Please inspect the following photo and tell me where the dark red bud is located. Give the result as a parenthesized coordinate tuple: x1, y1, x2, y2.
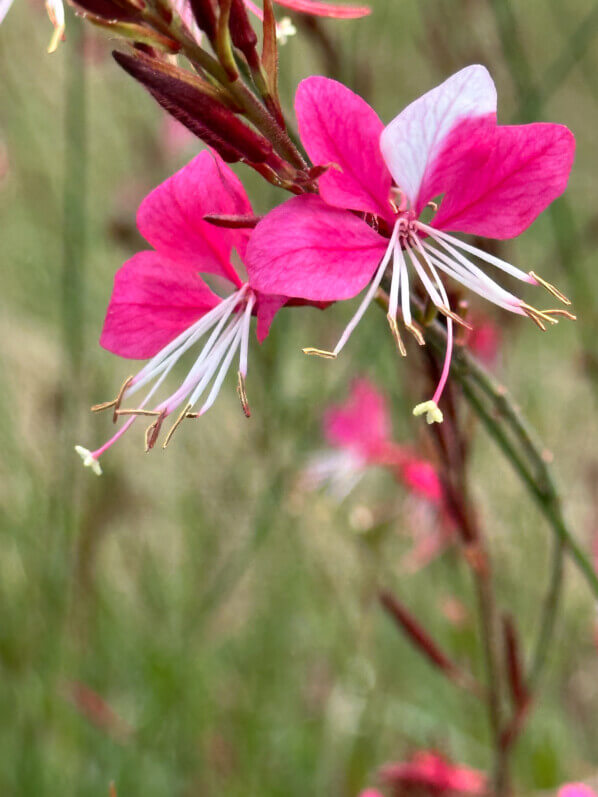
(188, 0, 217, 39)
(71, 0, 141, 21)
(113, 50, 275, 165)
(228, 0, 259, 65)
(203, 213, 262, 228)
(379, 589, 456, 675)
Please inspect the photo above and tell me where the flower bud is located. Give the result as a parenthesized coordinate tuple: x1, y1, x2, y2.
(113, 50, 276, 165)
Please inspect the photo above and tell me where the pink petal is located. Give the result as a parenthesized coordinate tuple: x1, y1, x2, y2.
(357, 792, 384, 797)
(559, 786, 598, 797)
(381, 752, 486, 795)
(137, 150, 252, 285)
(274, 0, 370, 18)
(324, 378, 392, 458)
(255, 293, 287, 342)
(380, 65, 497, 213)
(401, 460, 443, 503)
(296, 77, 392, 219)
(246, 194, 387, 301)
(100, 251, 221, 359)
(427, 117, 575, 238)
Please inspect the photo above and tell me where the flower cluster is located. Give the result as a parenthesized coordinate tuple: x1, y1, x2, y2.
(78, 57, 575, 473)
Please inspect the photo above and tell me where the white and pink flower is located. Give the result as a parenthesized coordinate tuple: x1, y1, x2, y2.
(76, 150, 286, 474)
(246, 66, 576, 422)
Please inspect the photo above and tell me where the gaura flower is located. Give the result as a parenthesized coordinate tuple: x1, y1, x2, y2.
(0, 0, 65, 52)
(246, 65, 576, 423)
(305, 378, 444, 504)
(76, 150, 286, 475)
(379, 751, 486, 796)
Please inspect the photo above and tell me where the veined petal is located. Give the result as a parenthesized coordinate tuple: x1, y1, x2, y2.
(273, 0, 370, 18)
(427, 118, 575, 238)
(380, 65, 497, 213)
(100, 251, 221, 359)
(296, 77, 392, 219)
(246, 195, 387, 301)
(137, 150, 252, 285)
(255, 293, 287, 342)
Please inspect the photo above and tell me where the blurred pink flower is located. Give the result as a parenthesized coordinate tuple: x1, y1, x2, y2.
(380, 751, 486, 795)
(305, 378, 446, 517)
(465, 316, 501, 367)
(559, 785, 597, 797)
(76, 150, 286, 473)
(246, 66, 575, 423)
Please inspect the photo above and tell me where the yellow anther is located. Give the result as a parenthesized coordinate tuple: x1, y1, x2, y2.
(162, 403, 193, 449)
(237, 372, 251, 418)
(405, 323, 426, 346)
(91, 375, 133, 423)
(115, 409, 162, 417)
(387, 315, 407, 357)
(145, 410, 167, 452)
(413, 400, 444, 425)
(529, 271, 572, 306)
(439, 305, 474, 331)
(302, 347, 337, 359)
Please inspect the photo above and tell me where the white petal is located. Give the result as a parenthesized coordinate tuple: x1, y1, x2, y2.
(380, 65, 497, 209)
(0, 0, 15, 25)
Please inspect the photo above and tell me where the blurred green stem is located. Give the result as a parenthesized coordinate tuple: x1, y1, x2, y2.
(60, 17, 87, 497)
(528, 536, 565, 687)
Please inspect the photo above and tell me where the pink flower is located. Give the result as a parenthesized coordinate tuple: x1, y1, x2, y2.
(76, 150, 285, 474)
(380, 751, 486, 795)
(246, 66, 575, 423)
(559, 786, 598, 797)
(305, 378, 445, 504)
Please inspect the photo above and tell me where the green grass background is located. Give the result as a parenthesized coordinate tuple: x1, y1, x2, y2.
(1, 0, 598, 794)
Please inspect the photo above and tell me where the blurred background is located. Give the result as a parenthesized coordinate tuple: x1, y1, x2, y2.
(1, 0, 598, 794)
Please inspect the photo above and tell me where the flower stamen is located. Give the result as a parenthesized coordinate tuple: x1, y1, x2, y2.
(387, 314, 407, 357)
(237, 371, 251, 417)
(145, 409, 167, 452)
(91, 375, 134, 422)
(162, 403, 194, 449)
(529, 271, 572, 305)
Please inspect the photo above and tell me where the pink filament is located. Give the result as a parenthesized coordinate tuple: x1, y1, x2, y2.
(432, 317, 453, 406)
(91, 416, 137, 461)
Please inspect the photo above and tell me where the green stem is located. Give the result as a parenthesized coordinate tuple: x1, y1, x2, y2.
(529, 536, 565, 688)
(422, 318, 598, 598)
